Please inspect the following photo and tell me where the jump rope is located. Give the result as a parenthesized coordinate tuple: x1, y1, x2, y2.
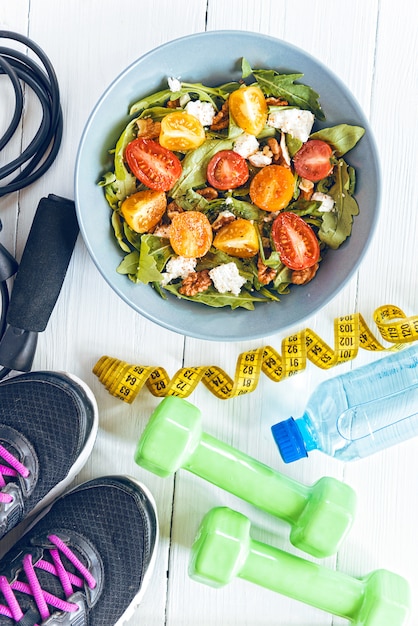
(0, 31, 78, 381)
(1, 31, 417, 395)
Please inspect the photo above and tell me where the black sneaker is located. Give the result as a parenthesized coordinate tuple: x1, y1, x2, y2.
(0, 372, 98, 540)
(0, 476, 159, 625)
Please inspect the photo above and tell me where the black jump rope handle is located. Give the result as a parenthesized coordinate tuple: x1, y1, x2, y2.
(0, 194, 79, 372)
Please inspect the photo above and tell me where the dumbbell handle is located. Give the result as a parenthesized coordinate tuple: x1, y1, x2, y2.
(186, 431, 309, 524)
(241, 537, 362, 617)
(190, 507, 410, 626)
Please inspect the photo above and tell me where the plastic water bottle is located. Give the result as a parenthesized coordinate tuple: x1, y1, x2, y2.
(271, 344, 418, 462)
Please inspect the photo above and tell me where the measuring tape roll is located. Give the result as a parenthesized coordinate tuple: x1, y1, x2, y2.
(93, 305, 418, 403)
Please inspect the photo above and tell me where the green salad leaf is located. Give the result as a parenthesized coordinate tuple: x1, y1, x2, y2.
(111, 211, 131, 252)
(171, 138, 234, 198)
(162, 282, 268, 310)
(310, 124, 365, 156)
(242, 59, 325, 120)
(116, 250, 139, 276)
(318, 159, 359, 249)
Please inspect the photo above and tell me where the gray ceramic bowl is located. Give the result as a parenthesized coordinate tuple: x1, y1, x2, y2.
(74, 30, 380, 341)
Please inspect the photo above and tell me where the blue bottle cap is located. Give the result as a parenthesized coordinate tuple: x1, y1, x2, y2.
(271, 417, 308, 463)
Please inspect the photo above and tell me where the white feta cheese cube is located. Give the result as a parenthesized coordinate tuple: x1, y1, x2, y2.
(185, 100, 216, 127)
(209, 262, 246, 297)
(167, 76, 182, 92)
(267, 108, 315, 143)
(161, 256, 197, 285)
(248, 151, 272, 167)
(312, 192, 335, 212)
(233, 133, 259, 158)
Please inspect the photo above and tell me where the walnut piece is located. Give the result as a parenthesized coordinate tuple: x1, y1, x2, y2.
(196, 187, 219, 200)
(167, 201, 183, 220)
(179, 270, 212, 296)
(167, 98, 180, 108)
(257, 257, 277, 285)
(265, 96, 289, 106)
(136, 118, 161, 139)
(211, 211, 236, 231)
(300, 188, 314, 201)
(210, 101, 229, 131)
(291, 263, 319, 285)
(266, 137, 283, 163)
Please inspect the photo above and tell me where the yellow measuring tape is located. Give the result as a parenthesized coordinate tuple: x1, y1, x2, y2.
(93, 304, 418, 403)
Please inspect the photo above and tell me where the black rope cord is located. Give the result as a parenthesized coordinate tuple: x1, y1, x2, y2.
(0, 30, 63, 195)
(0, 31, 63, 378)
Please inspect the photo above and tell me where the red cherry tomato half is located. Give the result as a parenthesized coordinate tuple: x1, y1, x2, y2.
(293, 139, 333, 182)
(125, 138, 182, 191)
(206, 150, 249, 190)
(272, 212, 320, 270)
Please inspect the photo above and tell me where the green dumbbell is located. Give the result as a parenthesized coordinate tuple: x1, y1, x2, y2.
(190, 507, 410, 626)
(135, 396, 356, 558)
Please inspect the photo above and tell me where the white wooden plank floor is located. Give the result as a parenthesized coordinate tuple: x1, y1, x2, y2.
(0, 1, 417, 624)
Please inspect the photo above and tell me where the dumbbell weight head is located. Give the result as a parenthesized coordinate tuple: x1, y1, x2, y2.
(189, 507, 250, 587)
(290, 474, 356, 558)
(355, 570, 410, 626)
(135, 396, 201, 477)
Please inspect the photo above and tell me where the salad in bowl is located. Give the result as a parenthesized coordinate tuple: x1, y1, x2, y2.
(100, 58, 365, 311)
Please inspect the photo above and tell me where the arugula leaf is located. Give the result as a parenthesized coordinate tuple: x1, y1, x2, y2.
(171, 138, 234, 198)
(113, 118, 138, 182)
(136, 106, 175, 121)
(122, 222, 141, 251)
(116, 235, 171, 284)
(179, 81, 237, 107)
(162, 283, 268, 310)
(241, 58, 253, 79)
(247, 63, 324, 120)
(130, 82, 235, 116)
(285, 133, 303, 157)
(116, 250, 139, 276)
(286, 197, 323, 217)
(111, 211, 131, 252)
(99, 172, 124, 211)
(100, 118, 138, 209)
(174, 188, 209, 212)
(224, 197, 260, 220)
(272, 266, 292, 293)
(310, 124, 365, 156)
(129, 88, 174, 115)
(135, 236, 167, 283)
(318, 159, 359, 249)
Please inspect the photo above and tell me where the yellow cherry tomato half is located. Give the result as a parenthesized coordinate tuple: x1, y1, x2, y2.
(228, 85, 268, 136)
(249, 165, 295, 212)
(120, 190, 167, 233)
(170, 211, 213, 258)
(213, 218, 259, 258)
(160, 111, 206, 151)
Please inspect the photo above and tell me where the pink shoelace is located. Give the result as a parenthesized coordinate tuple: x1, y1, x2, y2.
(0, 444, 30, 503)
(0, 534, 96, 623)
